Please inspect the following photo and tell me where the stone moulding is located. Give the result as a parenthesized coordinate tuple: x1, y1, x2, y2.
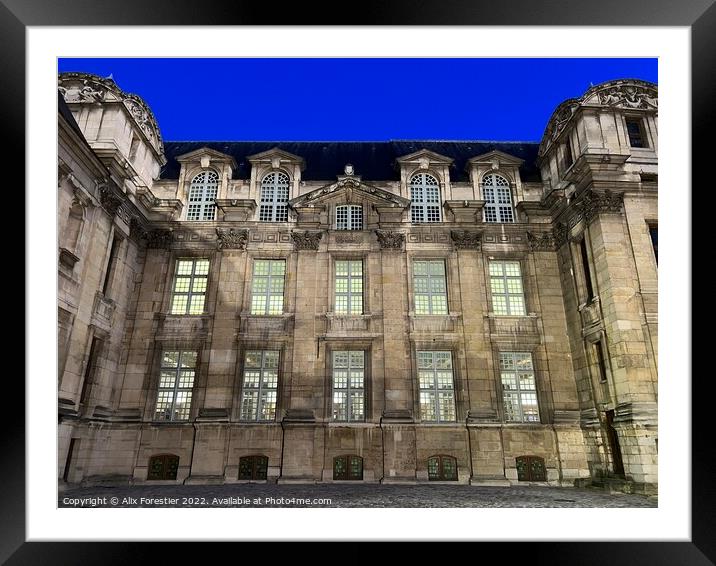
(450, 230, 482, 250)
(216, 227, 248, 250)
(375, 230, 405, 250)
(291, 230, 323, 251)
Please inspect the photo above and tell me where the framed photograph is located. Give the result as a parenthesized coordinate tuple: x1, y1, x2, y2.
(10, 0, 706, 562)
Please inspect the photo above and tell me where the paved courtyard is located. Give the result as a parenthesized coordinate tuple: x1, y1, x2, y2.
(59, 483, 657, 508)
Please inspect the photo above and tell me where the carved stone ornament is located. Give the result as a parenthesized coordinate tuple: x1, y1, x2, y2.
(552, 222, 569, 247)
(129, 217, 147, 241)
(527, 231, 557, 251)
(597, 85, 658, 110)
(99, 185, 125, 217)
(576, 189, 624, 222)
(216, 227, 248, 250)
(450, 230, 482, 250)
(375, 230, 405, 250)
(291, 230, 323, 251)
(142, 229, 173, 250)
(335, 232, 364, 244)
(59, 72, 164, 154)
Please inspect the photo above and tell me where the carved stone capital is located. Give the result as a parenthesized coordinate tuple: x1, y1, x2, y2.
(216, 228, 248, 250)
(291, 230, 323, 251)
(142, 229, 173, 250)
(552, 222, 569, 247)
(99, 184, 125, 217)
(450, 230, 482, 250)
(375, 230, 405, 250)
(527, 230, 557, 251)
(576, 189, 624, 222)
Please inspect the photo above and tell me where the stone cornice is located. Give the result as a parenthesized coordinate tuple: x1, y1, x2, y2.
(290, 177, 410, 208)
(142, 229, 174, 250)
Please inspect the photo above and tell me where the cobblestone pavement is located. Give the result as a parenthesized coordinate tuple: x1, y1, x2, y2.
(59, 483, 657, 508)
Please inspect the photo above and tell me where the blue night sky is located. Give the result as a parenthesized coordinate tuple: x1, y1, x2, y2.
(58, 58, 657, 142)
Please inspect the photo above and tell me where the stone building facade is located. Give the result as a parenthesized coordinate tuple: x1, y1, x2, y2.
(57, 73, 658, 493)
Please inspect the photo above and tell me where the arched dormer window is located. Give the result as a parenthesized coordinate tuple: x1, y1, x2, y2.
(481, 173, 515, 223)
(259, 171, 290, 222)
(187, 170, 219, 221)
(410, 173, 441, 223)
(336, 204, 363, 230)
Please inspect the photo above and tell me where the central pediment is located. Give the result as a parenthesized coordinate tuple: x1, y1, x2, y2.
(289, 177, 411, 208)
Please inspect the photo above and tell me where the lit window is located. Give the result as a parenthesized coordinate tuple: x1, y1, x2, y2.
(250, 259, 285, 315)
(333, 455, 363, 480)
(410, 173, 441, 223)
(239, 455, 268, 480)
(336, 204, 363, 230)
(186, 171, 218, 221)
(240, 350, 279, 421)
(170, 258, 209, 315)
(413, 260, 448, 315)
(417, 351, 456, 423)
(482, 174, 515, 223)
(489, 261, 526, 316)
(154, 351, 197, 421)
(332, 351, 365, 422)
(335, 260, 363, 315)
(625, 118, 646, 148)
(428, 455, 458, 481)
(147, 454, 179, 480)
(259, 171, 290, 222)
(500, 352, 540, 423)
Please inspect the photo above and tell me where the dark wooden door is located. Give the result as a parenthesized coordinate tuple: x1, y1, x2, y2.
(604, 410, 625, 476)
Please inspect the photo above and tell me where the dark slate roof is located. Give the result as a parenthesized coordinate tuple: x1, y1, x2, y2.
(160, 141, 542, 183)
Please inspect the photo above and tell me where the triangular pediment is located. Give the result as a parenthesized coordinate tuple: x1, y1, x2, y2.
(395, 148, 454, 165)
(289, 178, 410, 208)
(175, 147, 236, 167)
(247, 147, 305, 170)
(466, 150, 525, 168)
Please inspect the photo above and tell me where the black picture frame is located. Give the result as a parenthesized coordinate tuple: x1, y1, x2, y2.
(8, 0, 705, 562)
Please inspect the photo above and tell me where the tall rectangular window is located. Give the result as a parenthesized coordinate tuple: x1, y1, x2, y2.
(102, 235, 121, 295)
(240, 350, 279, 421)
(648, 223, 658, 264)
(250, 259, 285, 315)
(563, 139, 574, 170)
(79, 337, 102, 405)
(489, 261, 526, 316)
(336, 205, 363, 230)
(594, 341, 609, 383)
(500, 352, 539, 423)
(417, 351, 456, 423)
(335, 260, 363, 315)
(170, 258, 209, 315)
(625, 117, 646, 148)
(332, 351, 365, 422)
(579, 238, 595, 301)
(155, 350, 197, 421)
(413, 260, 448, 315)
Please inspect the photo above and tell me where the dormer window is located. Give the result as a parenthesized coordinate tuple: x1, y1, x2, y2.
(187, 170, 218, 221)
(481, 173, 515, 223)
(259, 171, 290, 222)
(336, 205, 363, 230)
(410, 173, 441, 223)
